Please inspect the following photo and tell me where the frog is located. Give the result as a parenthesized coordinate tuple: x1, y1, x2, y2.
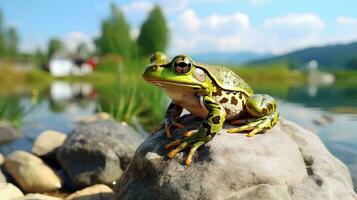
(142, 52, 279, 165)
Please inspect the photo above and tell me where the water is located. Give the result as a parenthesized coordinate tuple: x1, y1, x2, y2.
(0, 79, 356, 188)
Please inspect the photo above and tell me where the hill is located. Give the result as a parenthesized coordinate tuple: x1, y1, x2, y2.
(248, 41, 357, 70)
(190, 52, 272, 65)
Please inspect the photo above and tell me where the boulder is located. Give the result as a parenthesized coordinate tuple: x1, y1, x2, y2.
(18, 193, 62, 200)
(32, 130, 67, 158)
(0, 120, 21, 144)
(0, 182, 24, 199)
(115, 116, 357, 200)
(65, 184, 114, 200)
(57, 120, 145, 188)
(4, 151, 62, 193)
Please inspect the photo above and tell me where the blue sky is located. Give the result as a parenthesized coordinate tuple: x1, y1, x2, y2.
(1, 0, 357, 55)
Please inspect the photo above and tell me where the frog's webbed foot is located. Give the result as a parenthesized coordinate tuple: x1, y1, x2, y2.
(228, 94, 279, 137)
(164, 118, 185, 138)
(164, 131, 206, 165)
(228, 111, 278, 137)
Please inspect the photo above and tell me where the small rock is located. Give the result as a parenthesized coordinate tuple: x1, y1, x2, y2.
(76, 112, 112, 124)
(32, 130, 67, 157)
(4, 151, 62, 193)
(0, 120, 21, 144)
(65, 184, 114, 200)
(19, 193, 62, 200)
(0, 182, 24, 199)
(313, 114, 334, 126)
(57, 120, 144, 188)
(115, 116, 357, 200)
(0, 153, 4, 165)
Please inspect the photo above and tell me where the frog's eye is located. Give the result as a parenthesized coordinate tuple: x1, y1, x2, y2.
(173, 57, 192, 74)
(150, 52, 169, 64)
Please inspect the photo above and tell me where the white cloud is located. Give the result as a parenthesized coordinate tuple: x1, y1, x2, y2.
(179, 9, 201, 31)
(172, 10, 252, 53)
(263, 13, 325, 30)
(336, 16, 357, 26)
(206, 13, 250, 30)
(169, 11, 332, 54)
(122, 1, 154, 14)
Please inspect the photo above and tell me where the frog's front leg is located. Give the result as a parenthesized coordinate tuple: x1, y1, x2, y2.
(164, 102, 185, 138)
(228, 94, 279, 137)
(164, 96, 225, 165)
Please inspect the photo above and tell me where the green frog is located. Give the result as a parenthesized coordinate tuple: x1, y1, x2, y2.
(143, 52, 279, 165)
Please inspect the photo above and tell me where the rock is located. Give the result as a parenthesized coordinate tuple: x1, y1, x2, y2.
(19, 193, 62, 200)
(57, 120, 144, 188)
(115, 116, 357, 200)
(0, 182, 24, 199)
(4, 151, 62, 193)
(0, 152, 4, 165)
(32, 130, 67, 157)
(313, 114, 334, 126)
(0, 120, 21, 144)
(76, 112, 112, 124)
(65, 184, 114, 200)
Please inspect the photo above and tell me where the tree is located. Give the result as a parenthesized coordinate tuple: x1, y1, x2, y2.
(96, 4, 132, 58)
(47, 38, 64, 58)
(137, 6, 169, 57)
(5, 26, 19, 57)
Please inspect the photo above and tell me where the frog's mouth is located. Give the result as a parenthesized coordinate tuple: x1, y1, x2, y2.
(144, 79, 202, 90)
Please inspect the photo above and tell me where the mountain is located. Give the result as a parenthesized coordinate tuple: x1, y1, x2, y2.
(190, 52, 272, 65)
(248, 41, 357, 69)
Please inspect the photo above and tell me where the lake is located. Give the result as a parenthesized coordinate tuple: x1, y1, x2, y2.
(0, 77, 356, 189)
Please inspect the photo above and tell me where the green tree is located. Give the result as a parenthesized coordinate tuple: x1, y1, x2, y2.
(96, 4, 132, 58)
(137, 6, 169, 57)
(5, 26, 19, 57)
(47, 38, 64, 58)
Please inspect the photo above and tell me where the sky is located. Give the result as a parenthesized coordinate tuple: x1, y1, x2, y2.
(1, 0, 357, 55)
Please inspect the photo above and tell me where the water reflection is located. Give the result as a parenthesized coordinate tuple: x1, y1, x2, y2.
(49, 81, 97, 112)
(0, 81, 97, 154)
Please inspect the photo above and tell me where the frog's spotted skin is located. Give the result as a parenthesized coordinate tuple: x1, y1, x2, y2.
(212, 86, 247, 120)
(142, 52, 279, 165)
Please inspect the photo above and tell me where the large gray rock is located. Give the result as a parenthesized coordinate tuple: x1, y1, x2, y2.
(0, 120, 21, 144)
(57, 120, 145, 189)
(116, 116, 357, 200)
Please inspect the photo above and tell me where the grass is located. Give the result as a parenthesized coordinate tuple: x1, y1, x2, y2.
(94, 56, 167, 130)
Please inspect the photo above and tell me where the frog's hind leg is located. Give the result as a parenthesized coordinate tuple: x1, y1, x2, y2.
(227, 94, 279, 137)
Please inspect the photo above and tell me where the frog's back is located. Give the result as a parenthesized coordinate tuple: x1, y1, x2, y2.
(194, 62, 253, 96)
